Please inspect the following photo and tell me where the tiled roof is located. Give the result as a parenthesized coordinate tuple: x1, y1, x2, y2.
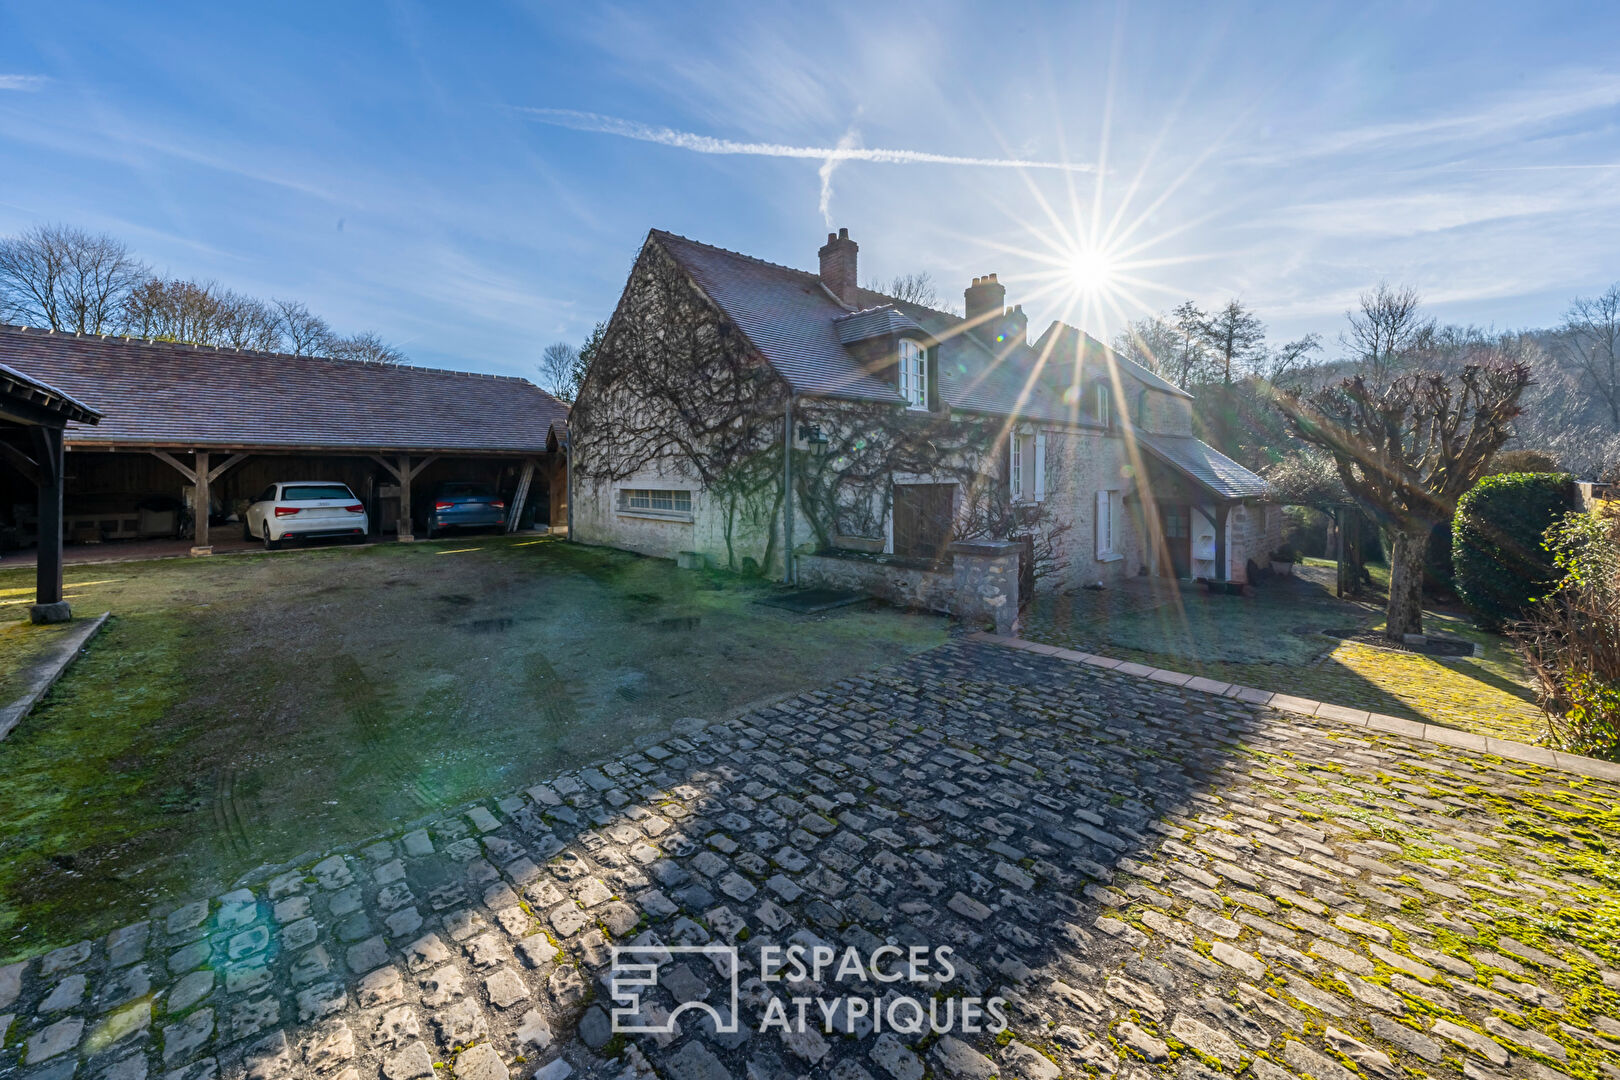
(653, 231, 905, 403)
(0, 361, 101, 425)
(1136, 432, 1269, 500)
(0, 325, 568, 454)
(1034, 322, 1195, 400)
(650, 230, 1181, 426)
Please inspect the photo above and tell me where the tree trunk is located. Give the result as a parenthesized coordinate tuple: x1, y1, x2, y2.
(1385, 520, 1428, 641)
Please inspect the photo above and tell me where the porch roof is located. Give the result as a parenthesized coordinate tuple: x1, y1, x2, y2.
(1136, 432, 1268, 501)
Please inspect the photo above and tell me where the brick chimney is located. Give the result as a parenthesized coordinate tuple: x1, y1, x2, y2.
(999, 303, 1028, 347)
(818, 228, 859, 307)
(964, 274, 1006, 328)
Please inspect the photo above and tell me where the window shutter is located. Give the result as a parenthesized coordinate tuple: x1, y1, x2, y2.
(1033, 431, 1046, 502)
(1010, 437, 1022, 499)
(1096, 490, 1108, 558)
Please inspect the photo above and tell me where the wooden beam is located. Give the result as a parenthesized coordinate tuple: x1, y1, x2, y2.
(396, 454, 414, 540)
(206, 452, 249, 484)
(151, 449, 197, 484)
(407, 455, 438, 481)
(369, 454, 404, 482)
(32, 427, 65, 612)
(192, 450, 212, 554)
(0, 440, 41, 486)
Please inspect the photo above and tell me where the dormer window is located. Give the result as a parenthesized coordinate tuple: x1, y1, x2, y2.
(899, 338, 929, 410)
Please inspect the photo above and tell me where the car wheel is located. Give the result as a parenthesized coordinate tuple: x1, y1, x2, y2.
(262, 522, 280, 551)
(424, 524, 435, 540)
(242, 518, 252, 541)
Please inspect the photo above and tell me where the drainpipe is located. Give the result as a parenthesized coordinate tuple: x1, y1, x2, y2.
(783, 395, 795, 584)
(566, 440, 575, 542)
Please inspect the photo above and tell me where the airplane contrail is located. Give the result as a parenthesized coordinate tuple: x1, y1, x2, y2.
(518, 108, 1095, 173)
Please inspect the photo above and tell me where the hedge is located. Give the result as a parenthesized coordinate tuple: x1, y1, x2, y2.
(1453, 472, 1574, 630)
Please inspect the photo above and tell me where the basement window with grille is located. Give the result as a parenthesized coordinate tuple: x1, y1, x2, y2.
(617, 487, 693, 521)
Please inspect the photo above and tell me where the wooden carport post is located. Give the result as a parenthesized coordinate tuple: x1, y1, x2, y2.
(32, 427, 66, 618)
(192, 450, 211, 555)
(369, 454, 438, 541)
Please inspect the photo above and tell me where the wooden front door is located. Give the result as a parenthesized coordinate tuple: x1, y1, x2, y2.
(893, 483, 955, 564)
(1162, 503, 1192, 578)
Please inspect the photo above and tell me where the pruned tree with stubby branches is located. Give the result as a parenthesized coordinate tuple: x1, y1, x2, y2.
(1274, 356, 1532, 639)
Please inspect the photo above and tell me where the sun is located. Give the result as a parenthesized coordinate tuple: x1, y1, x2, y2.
(1066, 248, 1116, 295)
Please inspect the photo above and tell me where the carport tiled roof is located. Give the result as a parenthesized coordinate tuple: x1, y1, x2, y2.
(1136, 432, 1270, 500)
(0, 325, 568, 454)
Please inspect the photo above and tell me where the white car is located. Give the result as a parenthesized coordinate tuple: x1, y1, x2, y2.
(244, 482, 369, 549)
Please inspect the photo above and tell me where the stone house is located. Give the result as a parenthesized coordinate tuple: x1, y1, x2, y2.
(570, 228, 1278, 617)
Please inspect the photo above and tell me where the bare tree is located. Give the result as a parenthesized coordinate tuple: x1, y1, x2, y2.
(1258, 333, 1323, 390)
(1198, 299, 1266, 385)
(1342, 282, 1435, 388)
(121, 279, 279, 350)
(274, 298, 333, 356)
(1557, 284, 1620, 427)
(328, 331, 407, 365)
(868, 271, 944, 310)
(1169, 300, 1213, 388)
(123, 279, 222, 343)
(1112, 314, 1181, 377)
(1274, 350, 1532, 640)
(0, 223, 147, 333)
(538, 342, 579, 401)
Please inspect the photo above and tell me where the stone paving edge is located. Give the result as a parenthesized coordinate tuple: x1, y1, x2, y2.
(0, 611, 108, 743)
(971, 630, 1620, 783)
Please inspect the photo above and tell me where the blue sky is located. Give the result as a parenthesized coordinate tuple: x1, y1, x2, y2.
(3, 1, 1619, 378)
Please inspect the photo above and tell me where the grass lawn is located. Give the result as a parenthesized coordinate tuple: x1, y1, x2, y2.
(0, 536, 947, 959)
(1020, 559, 1545, 743)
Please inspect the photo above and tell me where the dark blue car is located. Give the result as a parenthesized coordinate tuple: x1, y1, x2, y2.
(423, 482, 506, 538)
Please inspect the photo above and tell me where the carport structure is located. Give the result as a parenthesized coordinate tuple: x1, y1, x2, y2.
(0, 362, 102, 620)
(0, 325, 568, 555)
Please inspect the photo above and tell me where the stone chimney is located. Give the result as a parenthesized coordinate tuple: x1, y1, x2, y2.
(964, 274, 1006, 328)
(818, 228, 859, 307)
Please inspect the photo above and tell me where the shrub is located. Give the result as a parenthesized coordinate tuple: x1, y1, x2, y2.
(1452, 472, 1574, 630)
(1514, 512, 1620, 760)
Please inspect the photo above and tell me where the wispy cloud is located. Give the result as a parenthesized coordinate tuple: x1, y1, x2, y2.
(0, 75, 49, 92)
(517, 107, 1095, 173)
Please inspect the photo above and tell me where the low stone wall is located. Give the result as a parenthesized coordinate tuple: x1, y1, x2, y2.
(797, 539, 1022, 634)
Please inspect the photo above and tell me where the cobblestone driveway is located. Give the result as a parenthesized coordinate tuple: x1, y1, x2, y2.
(2, 640, 1617, 1080)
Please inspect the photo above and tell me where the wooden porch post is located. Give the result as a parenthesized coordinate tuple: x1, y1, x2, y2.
(1213, 502, 1229, 583)
(30, 426, 69, 622)
(191, 449, 212, 555)
(397, 454, 413, 541)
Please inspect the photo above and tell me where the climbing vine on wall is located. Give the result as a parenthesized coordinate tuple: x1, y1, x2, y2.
(573, 237, 1074, 577)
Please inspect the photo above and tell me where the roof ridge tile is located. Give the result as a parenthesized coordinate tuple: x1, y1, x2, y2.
(0, 322, 542, 387)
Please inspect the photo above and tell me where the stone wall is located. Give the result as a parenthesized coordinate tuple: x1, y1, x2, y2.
(796, 539, 1022, 634)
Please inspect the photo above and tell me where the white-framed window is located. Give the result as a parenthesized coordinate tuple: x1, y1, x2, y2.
(1096, 489, 1123, 560)
(898, 338, 928, 409)
(1009, 428, 1046, 502)
(616, 487, 693, 520)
